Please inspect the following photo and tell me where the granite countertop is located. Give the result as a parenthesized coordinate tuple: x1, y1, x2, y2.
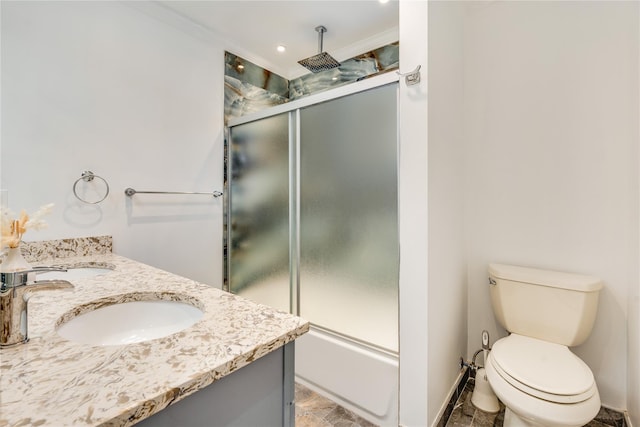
(0, 253, 309, 426)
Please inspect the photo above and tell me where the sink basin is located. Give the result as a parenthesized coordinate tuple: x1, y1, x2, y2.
(38, 262, 115, 280)
(38, 268, 113, 280)
(57, 299, 204, 346)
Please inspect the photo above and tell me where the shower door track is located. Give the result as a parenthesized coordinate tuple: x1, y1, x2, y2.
(309, 323, 399, 358)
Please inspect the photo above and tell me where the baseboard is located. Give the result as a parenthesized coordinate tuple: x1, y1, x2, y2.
(432, 366, 470, 427)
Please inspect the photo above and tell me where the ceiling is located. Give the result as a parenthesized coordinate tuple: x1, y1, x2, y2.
(156, 1, 399, 79)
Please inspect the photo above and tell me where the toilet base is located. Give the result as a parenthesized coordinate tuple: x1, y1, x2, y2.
(503, 406, 591, 427)
(504, 407, 544, 427)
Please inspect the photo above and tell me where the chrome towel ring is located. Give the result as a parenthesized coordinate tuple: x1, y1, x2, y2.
(73, 171, 110, 204)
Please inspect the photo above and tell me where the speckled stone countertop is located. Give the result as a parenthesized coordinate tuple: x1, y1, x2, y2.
(0, 252, 309, 426)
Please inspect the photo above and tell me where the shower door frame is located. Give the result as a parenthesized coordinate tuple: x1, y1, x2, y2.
(224, 71, 400, 343)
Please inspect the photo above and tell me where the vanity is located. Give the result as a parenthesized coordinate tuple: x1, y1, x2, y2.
(0, 237, 309, 426)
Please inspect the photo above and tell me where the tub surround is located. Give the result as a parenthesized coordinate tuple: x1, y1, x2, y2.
(0, 238, 309, 426)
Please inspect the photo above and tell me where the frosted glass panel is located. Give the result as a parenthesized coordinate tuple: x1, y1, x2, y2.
(299, 83, 398, 351)
(228, 113, 290, 313)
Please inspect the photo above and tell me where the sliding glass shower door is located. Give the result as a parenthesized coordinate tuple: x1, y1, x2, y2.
(227, 82, 398, 352)
(298, 84, 398, 351)
(227, 112, 291, 313)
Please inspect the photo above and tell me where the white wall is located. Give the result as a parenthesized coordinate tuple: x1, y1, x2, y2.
(631, 260, 640, 422)
(399, 2, 468, 425)
(398, 1, 430, 425)
(1, 1, 225, 286)
(631, 4, 640, 424)
(427, 1, 467, 423)
(464, 1, 638, 411)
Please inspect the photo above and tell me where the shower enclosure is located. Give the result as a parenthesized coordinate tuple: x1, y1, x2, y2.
(225, 75, 399, 425)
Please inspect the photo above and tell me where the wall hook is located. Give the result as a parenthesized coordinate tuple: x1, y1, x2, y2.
(397, 64, 421, 86)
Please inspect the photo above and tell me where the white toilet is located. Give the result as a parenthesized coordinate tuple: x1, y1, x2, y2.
(485, 263, 603, 427)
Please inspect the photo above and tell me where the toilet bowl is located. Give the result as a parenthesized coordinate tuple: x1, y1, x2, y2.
(486, 263, 603, 427)
(485, 334, 600, 427)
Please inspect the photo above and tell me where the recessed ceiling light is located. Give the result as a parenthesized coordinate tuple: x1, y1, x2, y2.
(379, 0, 390, 3)
(277, 45, 286, 53)
(237, 64, 244, 70)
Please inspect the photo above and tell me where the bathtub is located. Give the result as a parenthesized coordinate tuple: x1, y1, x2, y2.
(295, 327, 399, 426)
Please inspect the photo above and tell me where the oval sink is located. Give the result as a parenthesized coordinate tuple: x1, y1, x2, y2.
(57, 300, 203, 346)
(38, 262, 115, 280)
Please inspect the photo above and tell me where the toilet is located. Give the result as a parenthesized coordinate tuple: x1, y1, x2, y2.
(485, 263, 603, 427)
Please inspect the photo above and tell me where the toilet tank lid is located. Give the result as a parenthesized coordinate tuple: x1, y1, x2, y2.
(489, 264, 603, 292)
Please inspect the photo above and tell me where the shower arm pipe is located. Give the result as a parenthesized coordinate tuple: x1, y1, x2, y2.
(124, 188, 223, 198)
(316, 25, 326, 53)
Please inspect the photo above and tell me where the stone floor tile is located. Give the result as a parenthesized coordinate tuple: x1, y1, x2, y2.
(295, 412, 334, 427)
(444, 380, 625, 427)
(592, 407, 627, 427)
(295, 383, 379, 427)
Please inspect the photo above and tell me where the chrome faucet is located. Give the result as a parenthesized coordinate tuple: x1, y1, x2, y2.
(1, 267, 73, 347)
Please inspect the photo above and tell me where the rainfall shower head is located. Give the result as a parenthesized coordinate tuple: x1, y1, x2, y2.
(298, 25, 341, 73)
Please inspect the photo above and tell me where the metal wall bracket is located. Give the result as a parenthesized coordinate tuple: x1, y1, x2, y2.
(397, 65, 421, 86)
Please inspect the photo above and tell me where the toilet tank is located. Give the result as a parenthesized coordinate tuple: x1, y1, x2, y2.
(488, 263, 603, 346)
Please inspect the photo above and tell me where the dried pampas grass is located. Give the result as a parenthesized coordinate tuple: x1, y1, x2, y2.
(1, 203, 54, 248)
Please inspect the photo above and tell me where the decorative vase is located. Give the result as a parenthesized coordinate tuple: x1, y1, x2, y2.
(0, 246, 32, 273)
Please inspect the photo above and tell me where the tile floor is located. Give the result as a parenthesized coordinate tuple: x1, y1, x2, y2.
(295, 383, 378, 427)
(445, 378, 627, 427)
(294, 379, 627, 427)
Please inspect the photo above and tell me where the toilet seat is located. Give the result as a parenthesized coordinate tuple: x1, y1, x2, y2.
(490, 334, 596, 404)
